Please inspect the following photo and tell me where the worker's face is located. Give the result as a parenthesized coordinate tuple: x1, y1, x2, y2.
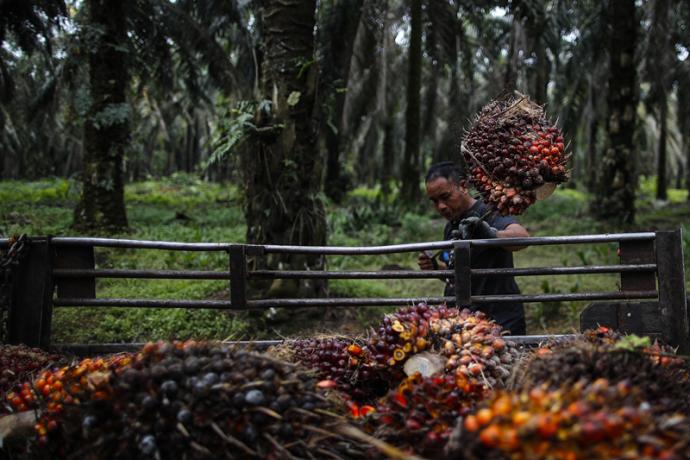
(426, 177, 468, 221)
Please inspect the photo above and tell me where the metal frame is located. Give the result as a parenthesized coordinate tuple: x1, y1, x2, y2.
(2, 230, 688, 354)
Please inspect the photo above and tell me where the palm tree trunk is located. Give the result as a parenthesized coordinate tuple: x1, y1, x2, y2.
(594, 0, 638, 223)
(400, 0, 422, 205)
(656, 91, 668, 200)
(244, 0, 325, 299)
(321, 0, 363, 203)
(74, 0, 128, 230)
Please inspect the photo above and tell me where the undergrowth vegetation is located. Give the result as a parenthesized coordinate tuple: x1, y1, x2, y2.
(1, 175, 689, 343)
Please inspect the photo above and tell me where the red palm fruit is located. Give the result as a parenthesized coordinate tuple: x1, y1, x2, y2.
(462, 93, 570, 215)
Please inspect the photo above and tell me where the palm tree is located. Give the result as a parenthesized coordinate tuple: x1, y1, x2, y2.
(74, 0, 250, 230)
(400, 0, 423, 205)
(74, 0, 129, 230)
(643, 0, 673, 201)
(242, 0, 326, 297)
(595, 0, 638, 223)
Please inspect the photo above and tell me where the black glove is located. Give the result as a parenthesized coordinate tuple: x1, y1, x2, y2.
(459, 216, 498, 240)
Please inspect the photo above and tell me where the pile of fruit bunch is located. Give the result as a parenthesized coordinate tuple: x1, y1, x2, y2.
(512, 331, 690, 414)
(28, 340, 370, 459)
(1, 345, 64, 415)
(271, 336, 388, 402)
(462, 93, 569, 215)
(368, 372, 484, 458)
(367, 305, 519, 393)
(433, 310, 517, 391)
(445, 378, 690, 460)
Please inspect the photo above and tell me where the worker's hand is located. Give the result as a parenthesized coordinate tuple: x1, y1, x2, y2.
(460, 216, 498, 240)
(417, 251, 438, 270)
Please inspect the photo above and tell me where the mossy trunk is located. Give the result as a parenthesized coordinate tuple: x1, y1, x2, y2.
(243, 0, 326, 303)
(594, 0, 638, 224)
(74, 0, 129, 231)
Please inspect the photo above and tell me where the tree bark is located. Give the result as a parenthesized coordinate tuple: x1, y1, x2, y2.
(244, 0, 326, 299)
(74, 0, 129, 231)
(656, 90, 668, 200)
(320, 0, 363, 203)
(400, 0, 423, 205)
(594, 0, 638, 224)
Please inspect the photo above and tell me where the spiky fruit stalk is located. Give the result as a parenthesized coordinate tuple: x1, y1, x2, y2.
(462, 94, 570, 215)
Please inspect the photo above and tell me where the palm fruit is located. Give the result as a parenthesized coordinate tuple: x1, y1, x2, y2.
(369, 372, 483, 457)
(270, 336, 388, 402)
(1, 345, 64, 415)
(28, 340, 369, 459)
(432, 309, 519, 392)
(462, 93, 569, 215)
(445, 378, 690, 460)
(368, 305, 520, 393)
(512, 332, 690, 414)
(367, 303, 455, 371)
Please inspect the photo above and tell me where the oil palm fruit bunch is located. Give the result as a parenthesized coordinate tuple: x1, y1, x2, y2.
(1, 345, 64, 415)
(30, 340, 369, 459)
(433, 309, 519, 392)
(367, 303, 453, 370)
(272, 336, 388, 402)
(368, 305, 519, 393)
(446, 378, 690, 460)
(513, 333, 690, 414)
(369, 372, 483, 458)
(462, 93, 569, 215)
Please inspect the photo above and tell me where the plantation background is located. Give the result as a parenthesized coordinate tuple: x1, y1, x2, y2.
(2, 177, 688, 343)
(2, 1, 690, 344)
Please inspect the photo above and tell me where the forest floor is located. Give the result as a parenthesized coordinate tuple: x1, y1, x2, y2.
(2, 174, 689, 344)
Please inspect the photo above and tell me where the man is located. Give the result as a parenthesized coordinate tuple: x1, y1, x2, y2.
(417, 161, 529, 335)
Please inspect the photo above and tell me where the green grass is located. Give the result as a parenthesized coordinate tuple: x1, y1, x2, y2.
(1, 176, 689, 342)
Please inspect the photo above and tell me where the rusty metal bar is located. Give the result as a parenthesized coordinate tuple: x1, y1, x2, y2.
(229, 245, 247, 309)
(44, 233, 655, 255)
(53, 268, 232, 279)
(52, 264, 657, 281)
(454, 241, 471, 308)
(260, 233, 655, 254)
(50, 237, 233, 251)
(656, 230, 690, 353)
(251, 269, 453, 279)
(53, 296, 455, 309)
(53, 290, 658, 310)
(472, 290, 658, 303)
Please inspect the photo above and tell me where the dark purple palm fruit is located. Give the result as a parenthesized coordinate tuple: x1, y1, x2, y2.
(462, 93, 570, 215)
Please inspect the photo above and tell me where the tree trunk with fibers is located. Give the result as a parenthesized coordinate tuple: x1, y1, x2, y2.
(74, 0, 129, 231)
(243, 0, 326, 302)
(594, 0, 638, 223)
(400, 0, 422, 205)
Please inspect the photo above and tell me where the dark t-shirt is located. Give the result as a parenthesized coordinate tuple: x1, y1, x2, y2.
(442, 200, 526, 335)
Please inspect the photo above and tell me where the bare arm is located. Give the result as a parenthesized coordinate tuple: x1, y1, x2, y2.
(496, 223, 530, 251)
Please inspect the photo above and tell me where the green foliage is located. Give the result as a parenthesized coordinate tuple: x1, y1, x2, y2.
(91, 103, 131, 129)
(612, 334, 652, 351)
(204, 101, 258, 170)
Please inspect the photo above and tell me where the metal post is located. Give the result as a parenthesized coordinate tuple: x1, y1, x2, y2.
(229, 245, 247, 309)
(8, 238, 53, 348)
(453, 241, 471, 308)
(656, 229, 689, 353)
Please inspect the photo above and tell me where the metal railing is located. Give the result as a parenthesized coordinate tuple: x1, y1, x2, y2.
(1, 230, 688, 354)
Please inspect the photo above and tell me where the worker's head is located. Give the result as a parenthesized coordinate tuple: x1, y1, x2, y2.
(425, 162, 474, 221)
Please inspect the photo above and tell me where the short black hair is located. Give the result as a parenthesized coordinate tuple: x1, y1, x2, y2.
(425, 161, 465, 184)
